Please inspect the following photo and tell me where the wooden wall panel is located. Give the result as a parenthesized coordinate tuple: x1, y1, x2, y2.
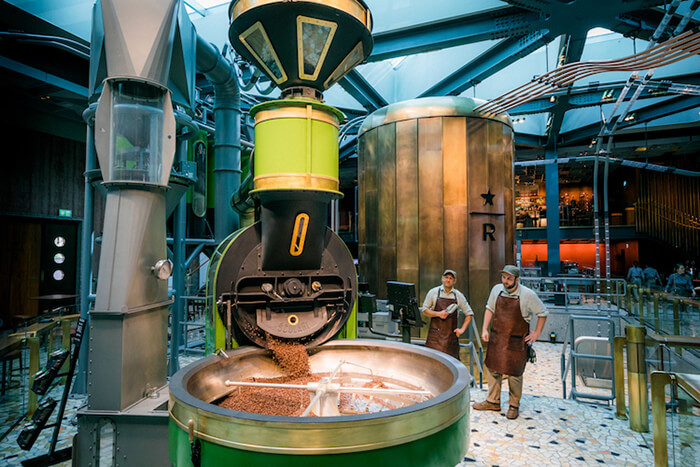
(2, 126, 85, 218)
(0, 219, 41, 325)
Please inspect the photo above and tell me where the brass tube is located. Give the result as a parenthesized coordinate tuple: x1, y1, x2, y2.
(27, 336, 40, 417)
(653, 293, 659, 333)
(626, 325, 649, 432)
(654, 292, 661, 333)
(673, 299, 680, 336)
(61, 319, 71, 384)
(650, 372, 672, 467)
(614, 336, 628, 420)
(626, 284, 633, 317)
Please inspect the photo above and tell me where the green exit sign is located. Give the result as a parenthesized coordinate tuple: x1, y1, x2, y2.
(59, 209, 72, 217)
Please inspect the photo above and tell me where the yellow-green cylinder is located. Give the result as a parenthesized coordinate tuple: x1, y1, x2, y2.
(249, 98, 345, 196)
(626, 325, 649, 432)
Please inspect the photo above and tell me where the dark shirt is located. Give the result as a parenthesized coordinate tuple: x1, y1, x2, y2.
(627, 266, 643, 284)
(665, 273, 694, 296)
(642, 267, 661, 285)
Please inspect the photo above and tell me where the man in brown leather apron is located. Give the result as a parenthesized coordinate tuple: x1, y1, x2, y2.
(422, 269, 473, 360)
(473, 265, 548, 419)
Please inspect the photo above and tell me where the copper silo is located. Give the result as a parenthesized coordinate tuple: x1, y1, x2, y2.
(357, 96, 514, 330)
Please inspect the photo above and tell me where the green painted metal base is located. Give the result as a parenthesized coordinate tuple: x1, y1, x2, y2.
(169, 415, 467, 466)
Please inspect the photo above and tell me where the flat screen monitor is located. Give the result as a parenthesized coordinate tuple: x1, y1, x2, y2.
(386, 281, 422, 326)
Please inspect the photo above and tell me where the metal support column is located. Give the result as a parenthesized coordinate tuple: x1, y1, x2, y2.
(613, 336, 628, 420)
(545, 150, 561, 275)
(626, 325, 649, 432)
(169, 137, 188, 376)
(73, 108, 97, 395)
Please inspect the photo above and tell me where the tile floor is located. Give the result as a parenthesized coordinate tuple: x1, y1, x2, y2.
(0, 342, 691, 466)
(461, 342, 654, 466)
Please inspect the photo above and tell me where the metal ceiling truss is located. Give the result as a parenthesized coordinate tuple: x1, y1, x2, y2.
(419, 29, 557, 97)
(544, 32, 586, 148)
(368, 6, 546, 62)
(475, 29, 700, 115)
(510, 73, 700, 115)
(559, 94, 700, 145)
(338, 68, 388, 113)
(415, 0, 685, 97)
(0, 55, 88, 98)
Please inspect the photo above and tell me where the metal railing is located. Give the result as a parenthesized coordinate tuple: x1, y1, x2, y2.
(651, 372, 700, 466)
(626, 285, 700, 336)
(180, 296, 207, 355)
(560, 315, 617, 401)
(520, 276, 627, 312)
(612, 327, 700, 465)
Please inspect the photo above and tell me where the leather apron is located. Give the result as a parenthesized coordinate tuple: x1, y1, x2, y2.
(484, 293, 529, 376)
(425, 290, 460, 359)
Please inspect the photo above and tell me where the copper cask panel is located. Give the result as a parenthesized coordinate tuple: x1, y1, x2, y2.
(377, 123, 397, 298)
(442, 117, 469, 290)
(466, 118, 492, 324)
(360, 129, 378, 294)
(417, 117, 444, 304)
(357, 133, 367, 280)
(486, 121, 507, 281)
(395, 119, 419, 290)
(503, 125, 515, 265)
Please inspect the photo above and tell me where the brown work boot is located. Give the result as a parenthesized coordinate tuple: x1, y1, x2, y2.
(506, 405, 519, 419)
(473, 400, 501, 411)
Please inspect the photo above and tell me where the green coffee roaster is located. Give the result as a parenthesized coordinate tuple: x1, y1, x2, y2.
(169, 1, 470, 465)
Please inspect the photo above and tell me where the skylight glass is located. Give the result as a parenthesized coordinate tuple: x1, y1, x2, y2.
(297, 16, 337, 80)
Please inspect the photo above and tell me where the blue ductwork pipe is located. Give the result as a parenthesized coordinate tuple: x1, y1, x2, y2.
(195, 36, 241, 242)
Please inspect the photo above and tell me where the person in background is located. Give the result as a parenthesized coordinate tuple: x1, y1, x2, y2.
(642, 264, 662, 290)
(473, 265, 547, 420)
(627, 261, 644, 300)
(665, 264, 696, 297)
(422, 269, 473, 360)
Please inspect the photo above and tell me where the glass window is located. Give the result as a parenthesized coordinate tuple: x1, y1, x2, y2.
(297, 16, 337, 80)
(53, 270, 65, 281)
(54, 253, 65, 264)
(110, 81, 165, 183)
(239, 22, 287, 84)
(54, 236, 66, 248)
(324, 42, 364, 90)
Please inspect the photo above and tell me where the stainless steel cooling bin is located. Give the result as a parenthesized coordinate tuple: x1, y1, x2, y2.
(169, 340, 470, 466)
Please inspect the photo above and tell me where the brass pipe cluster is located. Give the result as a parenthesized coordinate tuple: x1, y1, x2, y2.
(474, 29, 700, 116)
